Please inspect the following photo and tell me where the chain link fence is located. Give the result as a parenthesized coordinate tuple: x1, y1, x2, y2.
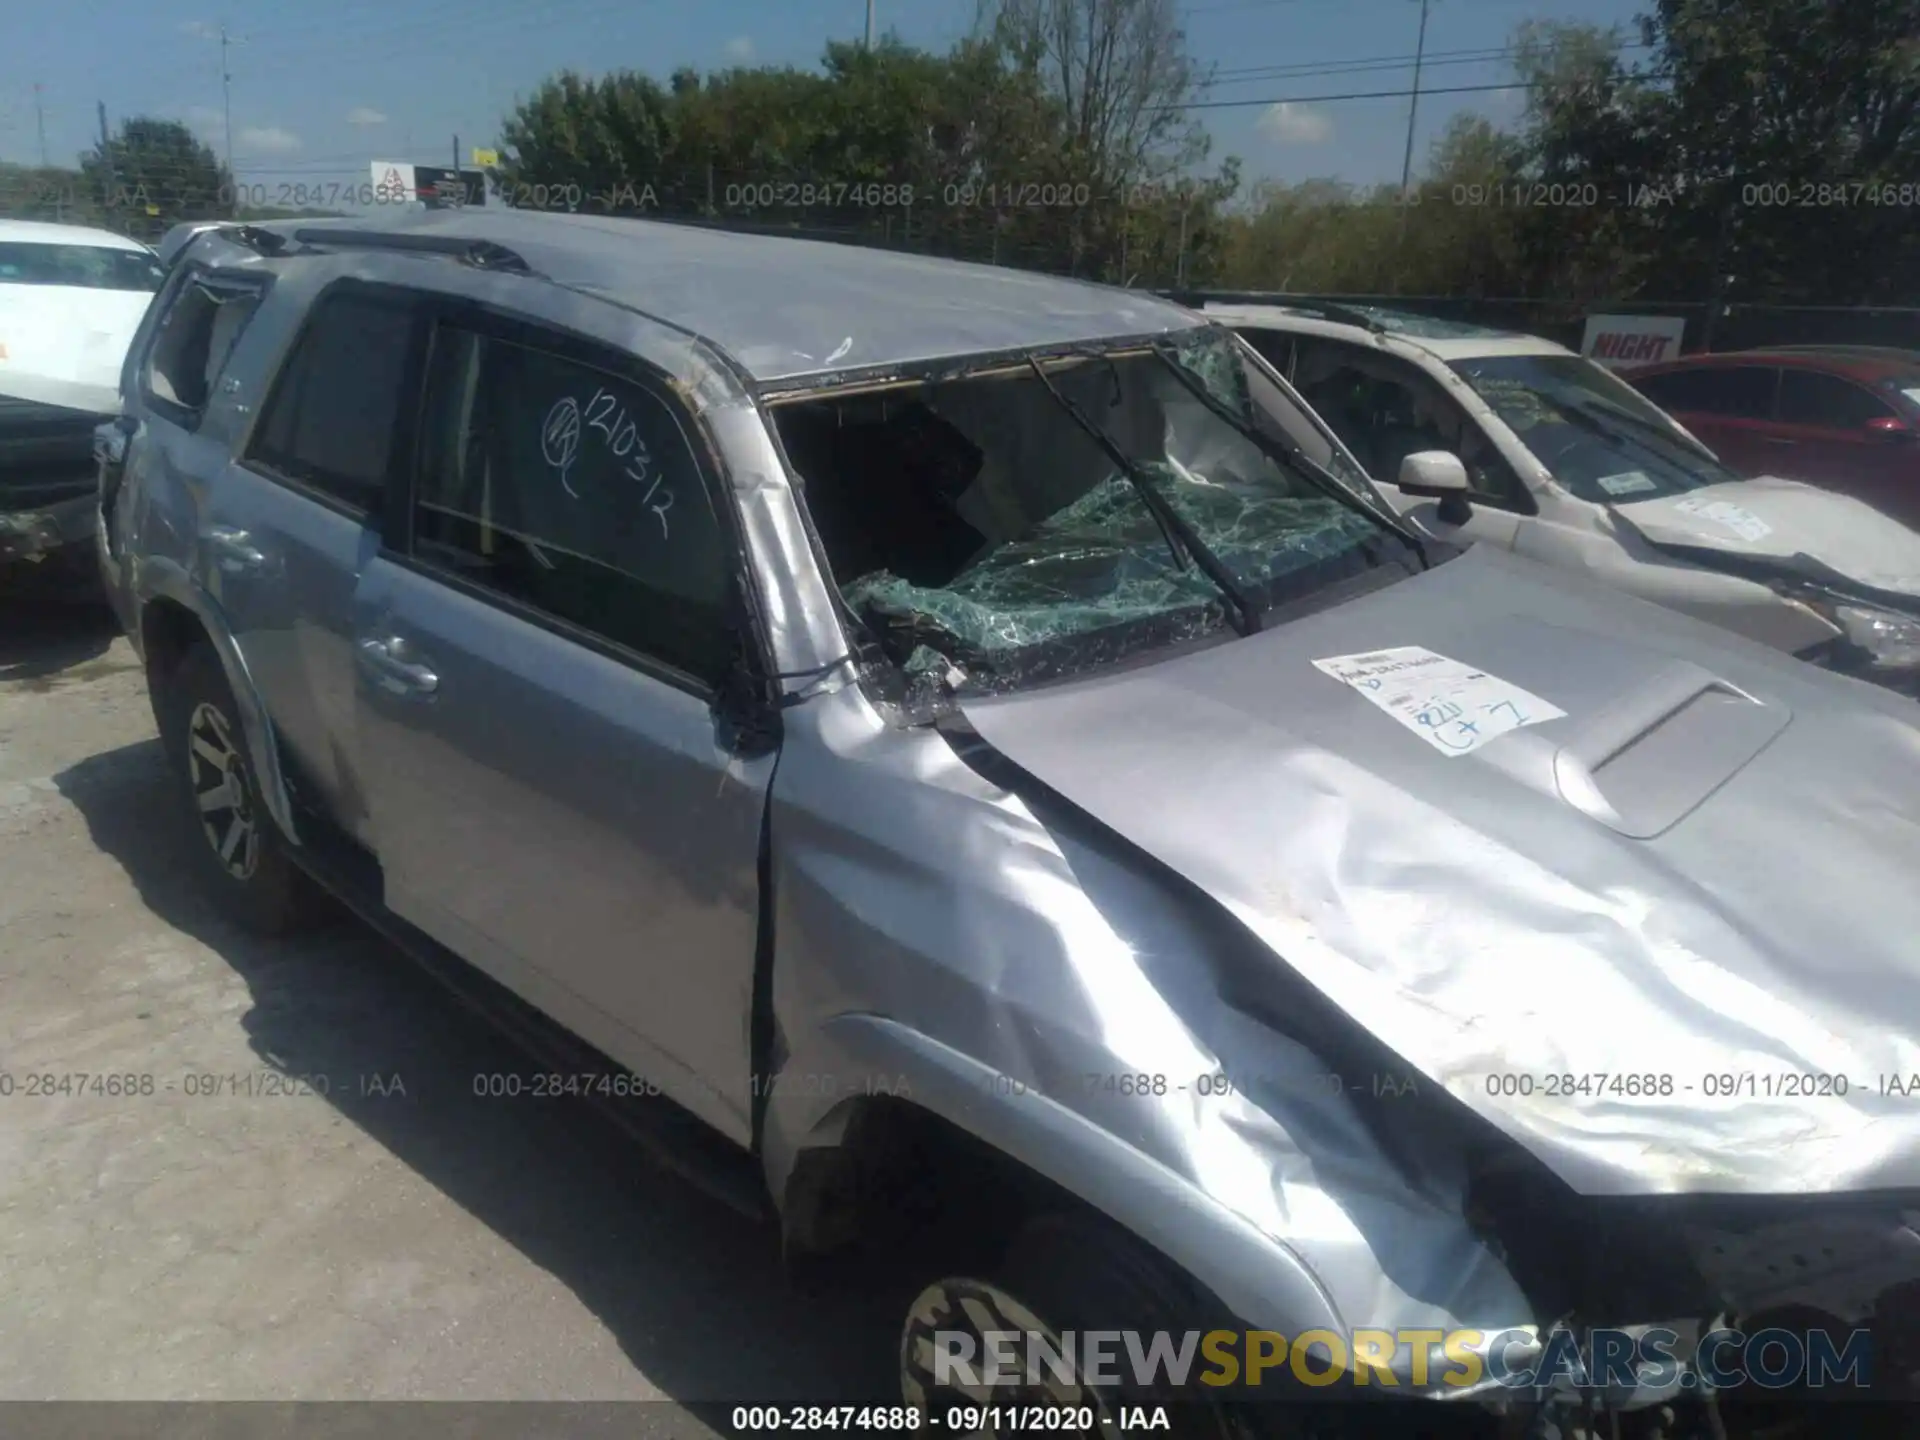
(6, 157, 1916, 353)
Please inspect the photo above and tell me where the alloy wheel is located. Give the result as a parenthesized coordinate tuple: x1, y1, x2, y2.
(185, 699, 260, 881)
(901, 1275, 1123, 1440)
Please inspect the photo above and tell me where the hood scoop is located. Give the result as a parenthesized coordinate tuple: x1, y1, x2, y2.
(1548, 662, 1790, 838)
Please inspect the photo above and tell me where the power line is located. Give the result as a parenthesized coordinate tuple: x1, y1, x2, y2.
(1183, 0, 1341, 14)
(1209, 48, 1509, 85)
(1169, 78, 1540, 111)
(1206, 39, 1648, 85)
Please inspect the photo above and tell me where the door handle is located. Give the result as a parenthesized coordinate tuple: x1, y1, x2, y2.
(203, 525, 267, 569)
(356, 637, 440, 696)
(1759, 435, 1798, 446)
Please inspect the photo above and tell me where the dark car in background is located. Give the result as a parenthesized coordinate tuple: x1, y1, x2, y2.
(1625, 347, 1920, 529)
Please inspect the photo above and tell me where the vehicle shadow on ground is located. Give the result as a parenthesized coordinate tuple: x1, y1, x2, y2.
(0, 587, 125, 690)
(53, 735, 900, 1408)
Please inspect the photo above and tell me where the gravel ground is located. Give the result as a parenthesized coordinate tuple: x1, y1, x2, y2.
(0, 578, 893, 1423)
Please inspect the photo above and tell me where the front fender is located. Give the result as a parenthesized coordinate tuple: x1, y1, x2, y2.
(763, 1011, 1343, 1341)
(137, 555, 301, 846)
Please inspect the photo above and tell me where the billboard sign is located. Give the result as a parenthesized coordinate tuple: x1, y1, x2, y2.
(1582, 314, 1688, 370)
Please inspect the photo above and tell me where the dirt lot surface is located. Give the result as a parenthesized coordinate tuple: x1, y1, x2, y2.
(0, 583, 892, 1424)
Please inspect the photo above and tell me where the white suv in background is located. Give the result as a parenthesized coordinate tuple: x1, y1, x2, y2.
(1, 219, 165, 576)
(1188, 295, 1920, 694)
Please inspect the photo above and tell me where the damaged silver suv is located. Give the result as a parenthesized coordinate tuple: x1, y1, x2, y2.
(100, 211, 1920, 1439)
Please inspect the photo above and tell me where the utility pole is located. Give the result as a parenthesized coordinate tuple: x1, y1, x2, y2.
(1397, 0, 1431, 219)
(219, 22, 240, 215)
(865, 0, 875, 48)
(34, 83, 48, 167)
(1391, 0, 1432, 276)
(98, 101, 116, 224)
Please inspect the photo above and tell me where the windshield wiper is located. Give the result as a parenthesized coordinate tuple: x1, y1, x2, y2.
(1552, 395, 1727, 475)
(1151, 344, 1431, 570)
(1026, 356, 1262, 636)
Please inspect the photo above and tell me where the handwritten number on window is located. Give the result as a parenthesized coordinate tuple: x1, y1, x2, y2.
(542, 383, 674, 541)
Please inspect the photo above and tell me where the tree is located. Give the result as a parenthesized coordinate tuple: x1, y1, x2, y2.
(494, 37, 1145, 277)
(495, 71, 682, 210)
(973, 0, 1235, 276)
(0, 163, 106, 227)
(79, 117, 231, 241)
(1506, 19, 1670, 303)
(1639, 0, 1920, 305)
(1515, 1, 1920, 307)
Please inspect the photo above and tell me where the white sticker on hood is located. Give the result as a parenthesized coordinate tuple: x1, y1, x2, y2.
(1672, 496, 1773, 543)
(1313, 647, 1567, 757)
(1598, 469, 1658, 497)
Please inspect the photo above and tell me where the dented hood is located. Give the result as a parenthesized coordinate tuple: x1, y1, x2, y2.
(0, 283, 151, 415)
(1612, 476, 1920, 598)
(961, 543, 1920, 1199)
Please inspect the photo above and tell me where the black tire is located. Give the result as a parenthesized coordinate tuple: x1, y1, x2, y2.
(165, 643, 327, 935)
(900, 1211, 1258, 1440)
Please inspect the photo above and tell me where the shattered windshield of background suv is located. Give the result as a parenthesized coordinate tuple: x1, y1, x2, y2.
(1454, 354, 1740, 503)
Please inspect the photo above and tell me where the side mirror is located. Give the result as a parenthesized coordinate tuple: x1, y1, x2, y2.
(1866, 416, 1915, 443)
(1398, 450, 1473, 525)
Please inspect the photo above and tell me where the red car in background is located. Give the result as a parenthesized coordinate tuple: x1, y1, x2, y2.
(1625, 346, 1920, 529)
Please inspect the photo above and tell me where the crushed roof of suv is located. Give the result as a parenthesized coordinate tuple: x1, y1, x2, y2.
(221, 209, 1205, 385)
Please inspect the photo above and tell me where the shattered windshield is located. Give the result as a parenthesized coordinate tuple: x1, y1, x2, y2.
(1450, 352, 1742, 503)
(775, 328, 1415, 692)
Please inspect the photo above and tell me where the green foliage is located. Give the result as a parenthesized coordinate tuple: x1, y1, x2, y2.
(0, 163, 108, 227)
(1214, 2, 1920, 308)
(492, 3, 1236, 283)
(483, 0, 1916, 302)
(77, 118, 233, 242)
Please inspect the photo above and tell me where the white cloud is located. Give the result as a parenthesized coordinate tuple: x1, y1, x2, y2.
(238, 125, 301, 154)
(184, 104, 224, 129)
(1257, 102, 1334, 146)
(180, 19, 219, 38)
(724, 35, 755, 60)
(345, 106, 387, 126)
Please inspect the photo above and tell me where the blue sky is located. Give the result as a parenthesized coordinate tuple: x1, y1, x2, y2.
(3, 0, 1644, 198)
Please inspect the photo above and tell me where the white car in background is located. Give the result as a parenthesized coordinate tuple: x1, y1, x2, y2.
(1189, 294, 1920, 695)
(0, 219, 165, 576)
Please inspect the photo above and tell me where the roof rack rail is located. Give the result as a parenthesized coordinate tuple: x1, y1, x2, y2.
(1158, 289, 1389, 335)
(289, 228, 533, 274)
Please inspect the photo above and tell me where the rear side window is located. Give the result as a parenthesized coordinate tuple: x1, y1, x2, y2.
(250, 290, 419, 512)
(144, 276, 264, 417)
(1777, 370, 1896, 429)
(411, 323, 733, 684)
(1633, 366, 1777, 420)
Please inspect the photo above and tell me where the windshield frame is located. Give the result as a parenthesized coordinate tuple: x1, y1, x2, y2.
(1448, 349, 1743, 503)
(762, 327, 1431, 707)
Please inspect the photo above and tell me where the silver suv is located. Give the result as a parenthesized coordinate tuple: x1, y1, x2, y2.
(99, 211, 1920, 1438)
